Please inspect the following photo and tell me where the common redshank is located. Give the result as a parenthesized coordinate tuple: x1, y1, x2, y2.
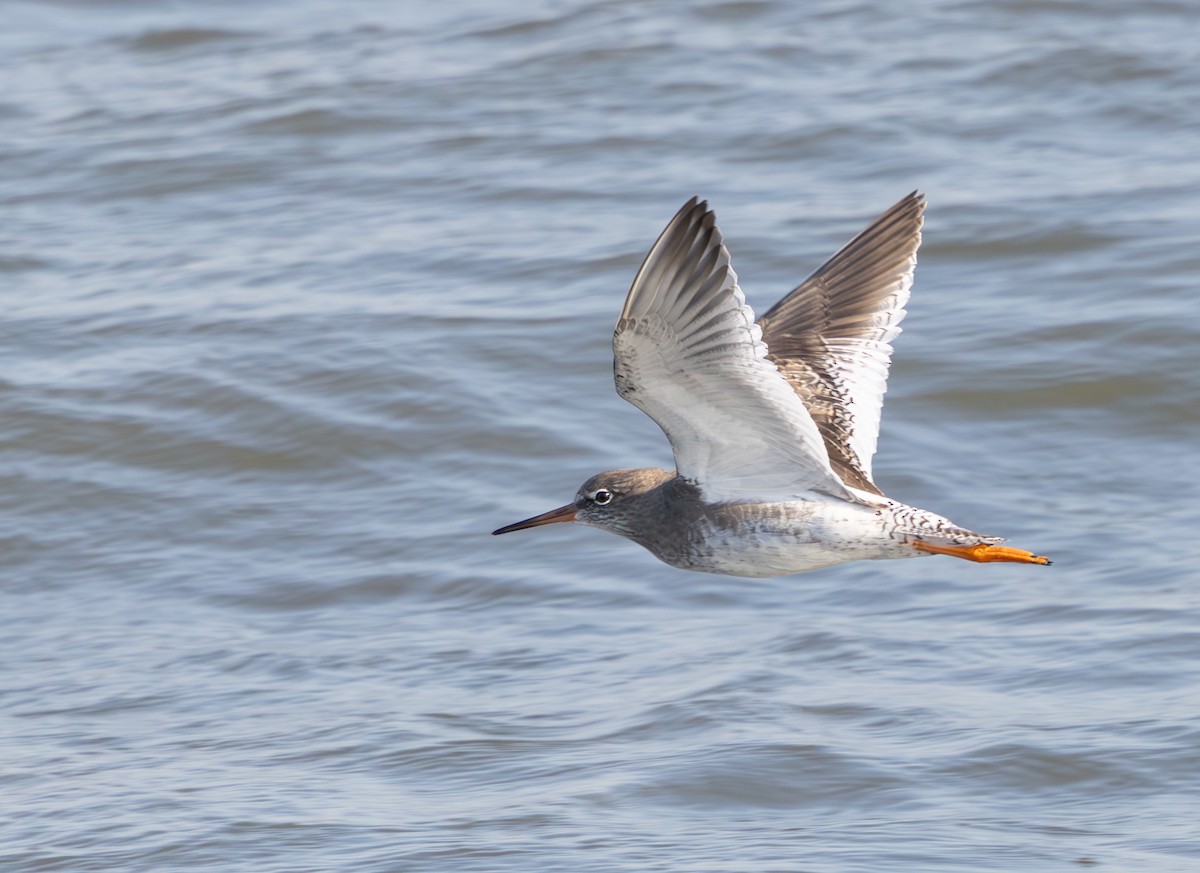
(493, 193, 1050, 576)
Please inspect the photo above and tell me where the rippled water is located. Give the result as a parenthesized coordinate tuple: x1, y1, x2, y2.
(3, 1, 1199, 870)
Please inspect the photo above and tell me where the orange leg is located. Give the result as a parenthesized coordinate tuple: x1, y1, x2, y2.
(913, 540, 1051, 565)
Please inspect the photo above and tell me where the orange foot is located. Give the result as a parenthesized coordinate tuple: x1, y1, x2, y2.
(913, 540, 1052, 565)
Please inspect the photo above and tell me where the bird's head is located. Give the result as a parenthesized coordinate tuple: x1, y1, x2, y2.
(492, 468, 674, 538)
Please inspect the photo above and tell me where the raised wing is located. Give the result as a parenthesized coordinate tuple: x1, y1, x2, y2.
(613, 198, 854, 502)
(757, 192, 925, 496)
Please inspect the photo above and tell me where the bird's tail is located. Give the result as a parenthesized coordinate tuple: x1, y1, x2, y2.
(888, 504, 1051, 565)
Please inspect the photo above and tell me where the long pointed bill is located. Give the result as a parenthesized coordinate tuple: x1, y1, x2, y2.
(492, 503, 577, 535)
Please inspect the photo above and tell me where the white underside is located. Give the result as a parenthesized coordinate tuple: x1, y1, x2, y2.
(639, 494, 993, 578)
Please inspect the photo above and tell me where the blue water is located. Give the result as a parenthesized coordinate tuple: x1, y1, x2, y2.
(2, 1, 1199, 870)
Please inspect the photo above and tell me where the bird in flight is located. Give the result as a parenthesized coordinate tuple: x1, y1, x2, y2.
(494, 193, 1050, 576)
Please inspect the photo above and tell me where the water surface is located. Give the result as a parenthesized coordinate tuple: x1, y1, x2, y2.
(2, 1, 1199, 870)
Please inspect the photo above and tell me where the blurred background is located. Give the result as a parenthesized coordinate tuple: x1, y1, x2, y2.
(2, 1, 1198, 870)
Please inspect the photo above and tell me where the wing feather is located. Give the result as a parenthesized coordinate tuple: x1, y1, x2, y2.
(757, 192, 925, 496)
(614, 198, 854, 502)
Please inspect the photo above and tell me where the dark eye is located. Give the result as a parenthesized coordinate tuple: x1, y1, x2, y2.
(592, 488, 613, 506)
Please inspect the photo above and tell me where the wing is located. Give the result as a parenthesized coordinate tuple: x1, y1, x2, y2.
(757, 192, 925, 496)
(613, 198, 854, 502)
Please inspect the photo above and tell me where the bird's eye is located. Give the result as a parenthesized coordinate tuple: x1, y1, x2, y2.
(592, 488, 614, 506)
